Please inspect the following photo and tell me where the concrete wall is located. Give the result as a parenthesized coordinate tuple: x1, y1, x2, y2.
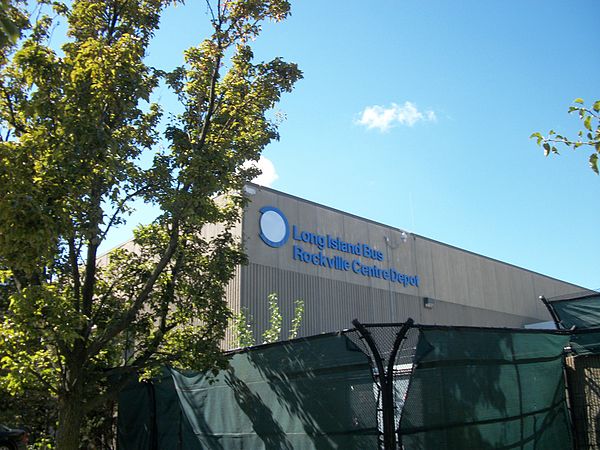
(239, 184, 586, 340)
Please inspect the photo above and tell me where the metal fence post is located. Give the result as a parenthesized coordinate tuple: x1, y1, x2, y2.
(388, 319, 414, 448)
(352, 319, 414, 449)
(352, 319, 395, 449)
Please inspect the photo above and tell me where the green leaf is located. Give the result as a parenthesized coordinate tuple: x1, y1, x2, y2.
(594, 101, 600, 112)
(574, 98, 584, 104)
(584, 115, 592, 131)
(543, 142, 551, 156)
(590, 153, 599, 174)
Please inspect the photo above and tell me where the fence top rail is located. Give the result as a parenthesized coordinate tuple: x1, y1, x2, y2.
(225, 328, 354, 356)
(225, 320, 577, 358)
(354, 322, 569, 335)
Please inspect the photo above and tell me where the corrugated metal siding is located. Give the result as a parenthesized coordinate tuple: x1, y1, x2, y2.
(222, 265, 242, 349)
(239, 263, 541, 343)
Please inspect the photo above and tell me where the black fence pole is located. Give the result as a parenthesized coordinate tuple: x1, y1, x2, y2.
(540, 295, 562, 329)
(352, 319, 396, 450)
(540, 296, 577, 449)
(387, 318, 414, 448)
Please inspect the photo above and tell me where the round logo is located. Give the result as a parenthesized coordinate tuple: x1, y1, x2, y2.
(259, 206, 289, 248)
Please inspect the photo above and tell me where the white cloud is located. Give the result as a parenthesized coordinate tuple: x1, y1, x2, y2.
(356, 101, 437, 132)
(250, 156, 278, 187)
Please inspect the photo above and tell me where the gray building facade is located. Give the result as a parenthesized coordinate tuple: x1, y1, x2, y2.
(225, 184, 585, 345)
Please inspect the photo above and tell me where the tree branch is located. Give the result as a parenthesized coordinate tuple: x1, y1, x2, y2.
(543, 138, 599, 147)
(99, 184, 153, 242)
(68, 235, 82, 312)
(81, 184, 104, 320)
(1, 85, 26, 136)
(87, 218, 180, 358)
(27, 367, 59, 395)
(84, 315, 177, 413)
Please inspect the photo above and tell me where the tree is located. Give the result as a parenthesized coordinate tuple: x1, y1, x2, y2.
(531, 98, 600, 174)
(0, 0, 302, 448)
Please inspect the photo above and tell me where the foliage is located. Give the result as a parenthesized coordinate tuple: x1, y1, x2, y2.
(0, 385, 56, 448)
(531, 98, 600, 174)
(0, 0, 27, 50)
(232, 293, 304, 347)
(262, 292, 283, 344)
(289, 298, 304, 340)
(0, 0, 301, 448)
(232, 308, 255, 348)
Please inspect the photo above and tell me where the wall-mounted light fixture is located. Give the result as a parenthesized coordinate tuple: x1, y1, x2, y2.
(384, 230, 410, 248)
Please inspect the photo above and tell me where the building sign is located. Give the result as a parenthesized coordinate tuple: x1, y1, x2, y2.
(259, 206, 420, 287)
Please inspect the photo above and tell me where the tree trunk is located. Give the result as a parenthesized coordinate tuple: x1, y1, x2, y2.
(56, 384, 85, 449)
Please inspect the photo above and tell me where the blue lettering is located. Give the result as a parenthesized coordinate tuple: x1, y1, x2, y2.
(293, 225, 301, 241)
(317, 235, 325, 250)
(362, 244, 370, 258)
(293, 245, 302, 260)
(362, 244, 385, 261)
(292, 226, 325, 250)
(302, 251, 311, 263)
(291, 228, 421, 286)
(328, 235, 337, 250)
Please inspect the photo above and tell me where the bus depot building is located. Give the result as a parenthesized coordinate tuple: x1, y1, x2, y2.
(224, 184, 585, 345)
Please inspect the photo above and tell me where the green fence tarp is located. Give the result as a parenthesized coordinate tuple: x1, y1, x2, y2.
(548, 295, 600, 329)
(399, 327, 572, 450)
(118, 381, 154, 450)
(118, 372, 194, 450)
(567, 330, 600, 355)
(118, 333, 378, 449)
(544, 294, 600, 354)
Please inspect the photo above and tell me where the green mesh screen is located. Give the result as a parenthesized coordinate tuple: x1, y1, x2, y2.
(399, 327, 572, 450)
(567, 331, 600, 355)
(548, 294, 600, 329)
(117, 381, 155, 450)
(544, 294, 600, 354)
(118, 333, 378, 449)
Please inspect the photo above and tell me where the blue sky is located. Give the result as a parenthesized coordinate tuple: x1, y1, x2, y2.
(101, 0, 600, 291)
